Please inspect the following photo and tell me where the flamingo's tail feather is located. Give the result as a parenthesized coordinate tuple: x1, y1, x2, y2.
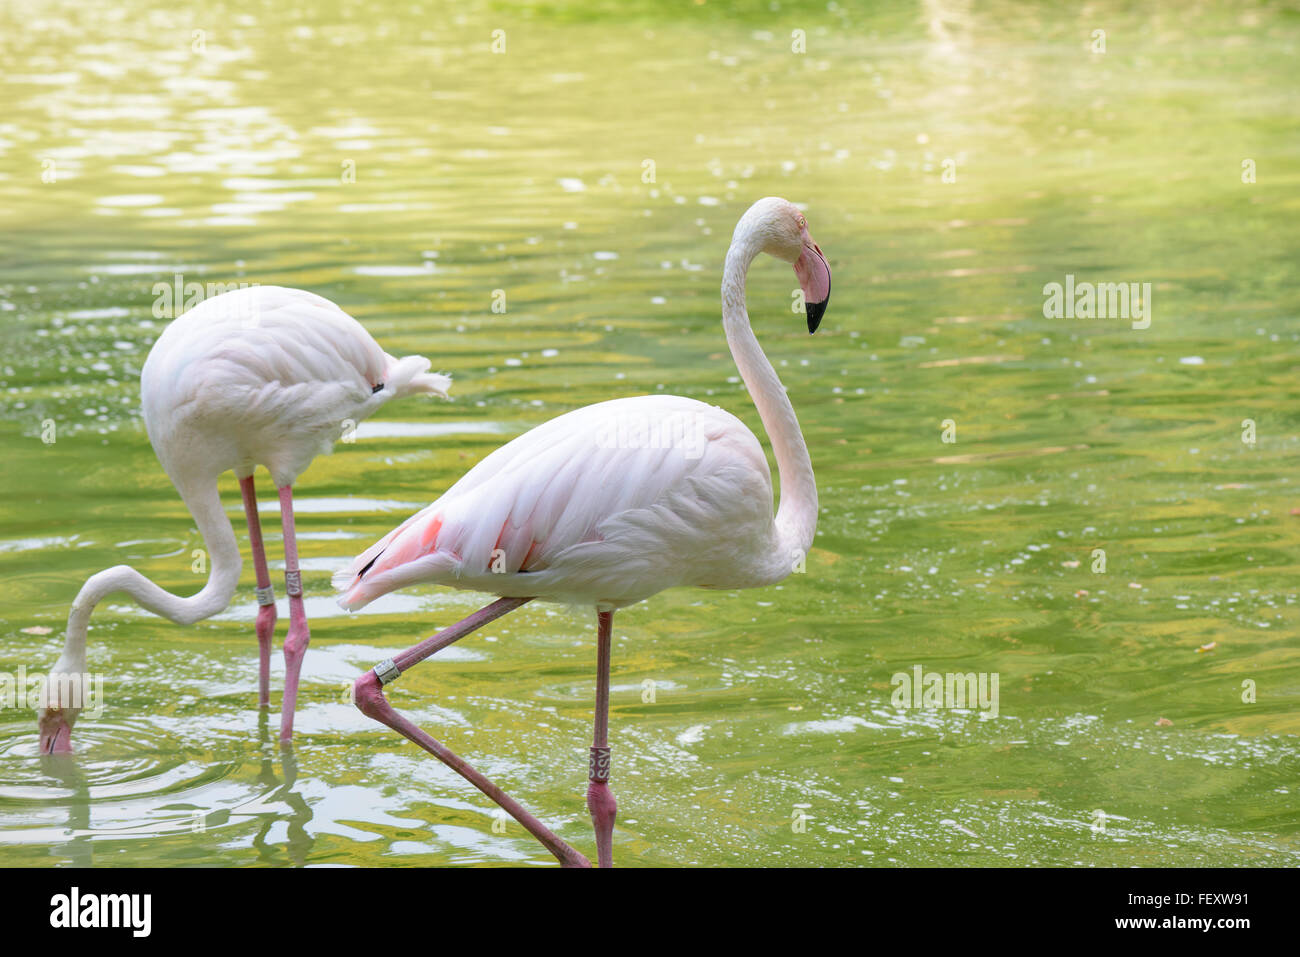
(384, 354, 451, 399)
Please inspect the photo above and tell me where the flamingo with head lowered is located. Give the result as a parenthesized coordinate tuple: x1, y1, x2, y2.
(37, 285, 450, 752)
(338, 197, 831, 867)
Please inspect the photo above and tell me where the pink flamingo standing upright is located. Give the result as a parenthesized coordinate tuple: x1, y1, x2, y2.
(338, 197, 832, 867)
(37, 286, 450, 752)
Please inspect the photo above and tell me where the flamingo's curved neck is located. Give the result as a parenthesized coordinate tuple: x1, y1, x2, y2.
(721, 230, 818, 568)
(57, 475, 243, 672)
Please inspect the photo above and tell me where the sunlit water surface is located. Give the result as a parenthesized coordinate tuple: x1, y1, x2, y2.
(0, 0, 1297, 866)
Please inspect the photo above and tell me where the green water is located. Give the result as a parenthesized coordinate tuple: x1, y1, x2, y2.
(1, 0, 1297, 867)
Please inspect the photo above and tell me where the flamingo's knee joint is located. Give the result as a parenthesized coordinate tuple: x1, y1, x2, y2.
(586, 781, 617, 826)
(255, 603, 277, 633)
(283, 628, 310, 659)
(352, 671, 389, 720)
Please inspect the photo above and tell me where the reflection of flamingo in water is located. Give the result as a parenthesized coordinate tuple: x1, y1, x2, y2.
(38, 757, 92, 866)
(249, 717, 315, 866)
(38, 712, 315, 864)
(38, 286, 450, 752)
(339, 197, 832, 867)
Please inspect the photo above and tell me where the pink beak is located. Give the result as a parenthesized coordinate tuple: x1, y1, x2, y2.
(794, 224, 831, 333)
(38, 712, 74, 755)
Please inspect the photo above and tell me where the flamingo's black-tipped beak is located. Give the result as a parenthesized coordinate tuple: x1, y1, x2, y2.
(794, 227, 831, 335)
(806, 296, 828, 334)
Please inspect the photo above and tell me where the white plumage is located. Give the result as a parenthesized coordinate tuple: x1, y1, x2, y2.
(143, 285, 449, 489)
(37, 284, 449, 752)
(334, 394, 781, 610)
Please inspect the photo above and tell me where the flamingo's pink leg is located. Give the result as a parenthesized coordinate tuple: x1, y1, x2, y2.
(277, 485, 310, 742)
(238, 476, 276, 709)
(587, 610, 617, 868)
(352, 596, 591, 868)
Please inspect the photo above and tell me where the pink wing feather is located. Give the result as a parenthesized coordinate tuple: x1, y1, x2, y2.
(333, 394, 772, 609)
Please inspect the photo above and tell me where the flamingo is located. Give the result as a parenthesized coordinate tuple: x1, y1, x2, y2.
(37, 285, 450, 752)
(338, 197, 831, 867)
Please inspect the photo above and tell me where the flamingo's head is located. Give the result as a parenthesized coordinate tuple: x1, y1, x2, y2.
(37, 707, 75, 755)
(737, 197, 832, 333)
(36, 666, 86, 755)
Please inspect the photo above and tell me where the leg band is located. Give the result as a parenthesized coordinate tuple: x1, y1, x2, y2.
(373, 658, 401, 686)
(589, 746, 611, 783)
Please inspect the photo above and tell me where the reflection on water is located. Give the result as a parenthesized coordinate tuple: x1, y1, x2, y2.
(1, 711, 316, 866)
(0, 0, 1297, 866)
